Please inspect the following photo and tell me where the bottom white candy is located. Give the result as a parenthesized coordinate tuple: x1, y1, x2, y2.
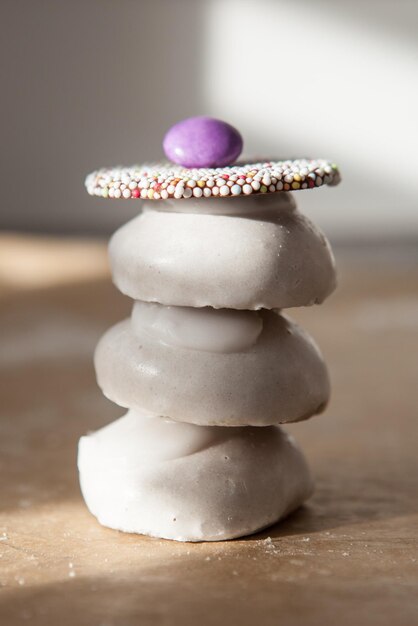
(78, 408, 313, 542)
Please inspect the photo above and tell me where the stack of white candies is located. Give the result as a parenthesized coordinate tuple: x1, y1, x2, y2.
(79, 117, 340, 541)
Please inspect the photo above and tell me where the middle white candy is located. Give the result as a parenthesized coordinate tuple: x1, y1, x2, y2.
(95, 304, 330, 427)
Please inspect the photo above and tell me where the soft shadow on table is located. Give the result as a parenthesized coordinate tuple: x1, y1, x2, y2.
(1, 525, 417, 626)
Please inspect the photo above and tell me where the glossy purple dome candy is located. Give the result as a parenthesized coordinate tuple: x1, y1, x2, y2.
(163, 116, 243, 168)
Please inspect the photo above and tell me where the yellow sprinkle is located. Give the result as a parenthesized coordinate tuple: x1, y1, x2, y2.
(197, 180, 205, 188)
(147, 189, 154, 199)
(293, 174, 301, 182)
(292, 182, 300, 190)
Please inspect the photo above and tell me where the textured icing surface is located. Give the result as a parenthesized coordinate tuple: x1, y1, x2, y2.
(94, 310, 329, 427)
(78, 411, 313, 541)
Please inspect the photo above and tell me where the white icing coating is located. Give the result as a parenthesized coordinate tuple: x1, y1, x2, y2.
(131, 301, 263, 353)
(81, 407, 219, 464)
(78, 409, 313, 542)
(109, 196, 336, 310)
(94, 310, 329, 426)
(151, 192, 296, 215)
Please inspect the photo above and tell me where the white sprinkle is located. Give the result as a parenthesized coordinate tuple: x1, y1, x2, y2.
(231, 184, 241, 195)
(192, 187, 203, 198)
(251, 181, 261, 191)
(219, 185, 230, 196)
(212, 186, 220, 196)
(174, 186, 184, 199)
(122, 188, 131, 199)
(242, 184, 252, 195)
(167, 185, 175, 194)
(203, 187, 212, 197)
(186, 179, 196, 188)
(113, 188, 121, 199)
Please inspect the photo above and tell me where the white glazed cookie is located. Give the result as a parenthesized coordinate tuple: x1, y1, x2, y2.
(78, 408, 313, 542)
(109, 194, 336, 310)
(94, 307, 330, 427)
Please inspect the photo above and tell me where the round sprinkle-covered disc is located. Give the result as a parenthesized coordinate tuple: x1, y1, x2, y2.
(85, 158, 341, 201)
(163, 116, 243, 168)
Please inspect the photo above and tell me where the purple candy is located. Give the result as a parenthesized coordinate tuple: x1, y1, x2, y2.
(163, 116, 243, 168)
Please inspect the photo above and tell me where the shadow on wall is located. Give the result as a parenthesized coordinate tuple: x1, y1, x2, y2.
(0, 0, 206, 235)
(203, 0, 418, 239)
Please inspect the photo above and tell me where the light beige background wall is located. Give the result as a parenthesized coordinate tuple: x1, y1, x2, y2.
(2, 0, 417, 240)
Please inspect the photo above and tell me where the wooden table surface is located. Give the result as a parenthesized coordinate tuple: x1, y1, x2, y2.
(0, 235, 417, 626)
